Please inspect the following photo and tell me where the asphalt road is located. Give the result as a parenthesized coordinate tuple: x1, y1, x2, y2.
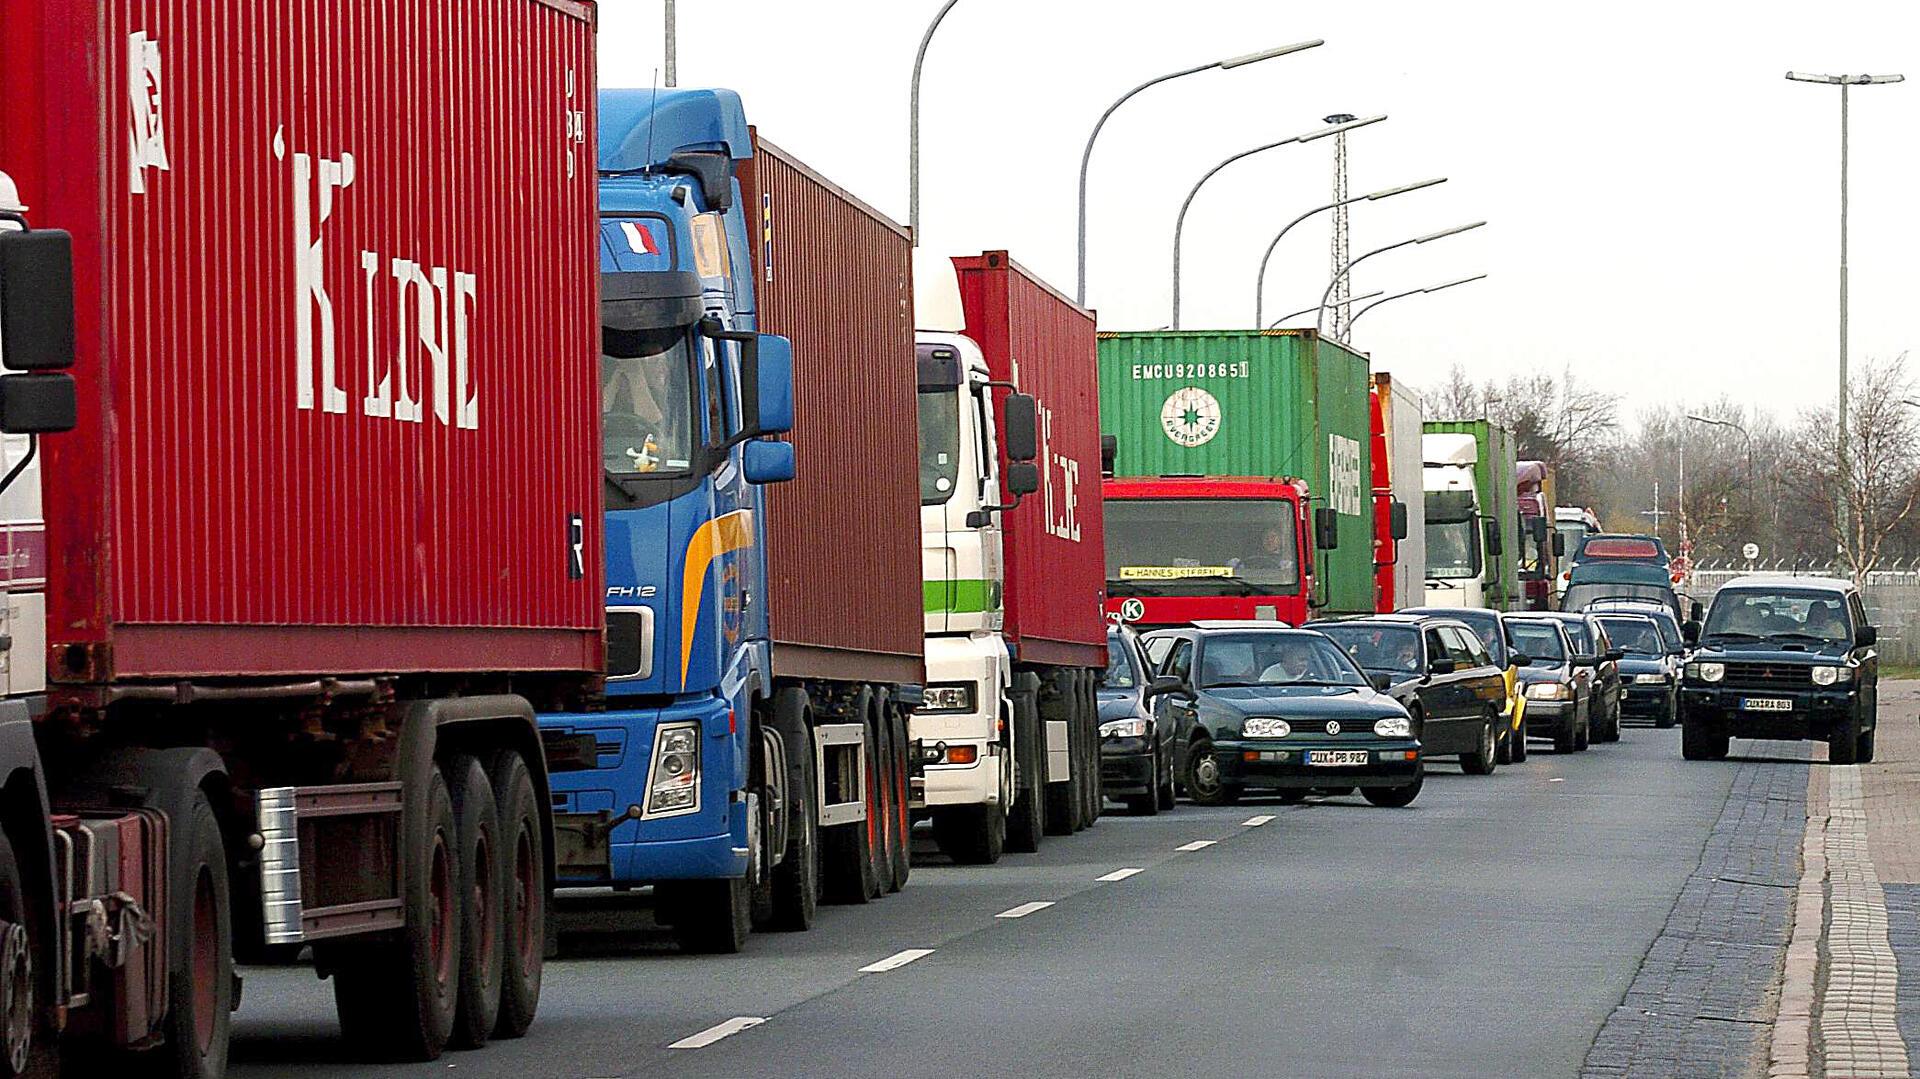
(230, 726, 1738, 1078)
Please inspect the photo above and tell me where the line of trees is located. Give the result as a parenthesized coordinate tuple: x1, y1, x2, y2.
(1424, 356, 1920, 582)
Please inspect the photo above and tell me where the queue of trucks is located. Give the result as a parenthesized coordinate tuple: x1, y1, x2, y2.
(0, 5, 1588, 1073)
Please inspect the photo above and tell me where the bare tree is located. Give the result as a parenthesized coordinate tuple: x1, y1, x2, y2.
(1790, 355, 1920, 580)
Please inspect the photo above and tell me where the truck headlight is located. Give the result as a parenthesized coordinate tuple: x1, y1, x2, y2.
(1099, 717, 1149, 739)
(1242, 717, 1291, 738)
(645, 722, 701, 816)
(1525, 682, 1570, 701)
(1373, 716, 1412, 738)
(921, 682, 977, 713)
(1694, 662, 1724, 683)
(1811, 665, 1851, 686)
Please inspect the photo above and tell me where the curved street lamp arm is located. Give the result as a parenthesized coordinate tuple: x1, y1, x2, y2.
(1252, 176, 1445, 327)
(1268, 290, 1386, 328)
(908, 0, 964, 245)
(1315, 221, 1484, 338)
(1075, 61, 1213, 304)
(1347, 273, 1486, 327)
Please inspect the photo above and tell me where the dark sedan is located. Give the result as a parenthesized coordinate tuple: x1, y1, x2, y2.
(1315, 616, 1510, 775)
(1099, 624, 1177, 814)
(1595, 613, 1678, 728)
(1535, 611, 1624, 743)
(1141, 626, 1423, 808)
(1503, 616, 1592, 752)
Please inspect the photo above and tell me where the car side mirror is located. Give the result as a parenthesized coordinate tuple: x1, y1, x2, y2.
(1001, 392, 1038, 463)
(1314, 506, 1339, 551)
(1369, 672, 1393, 692)
(1142, 674, 1186, 700)
(1508, 652, 1531, 668)
(1683, 620, 1701, 645)
(1428, 657, 1457, 676)
(742, 438, 795, 485)
(1004, 460, 1040, 498)
(1389, 500, 1409, 541)
(1857, 625, 1878, 647)
(1572, 654, 1597, 667)
(1689, 600, 1704, 623)
(1606, 648, 1625, 663)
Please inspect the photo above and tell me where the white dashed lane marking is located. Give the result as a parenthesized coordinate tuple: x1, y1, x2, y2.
(1096, 868, 1144, 882)
(858, 948, 935, 973)
(1176, 840, 1217, 851)
(996, 901, 1055, 919)
(668, 1016, 767, 1049)
(1242, 815, 1276, 826)
(1550, 778, 1566, 783)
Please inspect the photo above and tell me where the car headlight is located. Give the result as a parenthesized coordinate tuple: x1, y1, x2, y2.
(646, 721, 701, 816)
(921, 682, 977, 713)
(1242, 717, 1291, 738)
(1695, 662, 1724, 683)
(1373, 716, 1412, 738)
(1525, 682, 1570, 701)
(1811, 665, 1852, 686)
(1100, 717, 1149, 739)
(1633, 673, 1669, 685)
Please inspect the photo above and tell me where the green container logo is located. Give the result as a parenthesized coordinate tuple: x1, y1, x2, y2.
(1160, 386, 1222, 448)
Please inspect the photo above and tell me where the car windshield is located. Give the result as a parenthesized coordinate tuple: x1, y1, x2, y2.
(1702, 588, 1852, 644)
(1598, 617, 1663, 655)
(1316, 624, 1422, 675)
(1104, 499, 1300, 592)
(1506, 622, 1566, 663)
(602, 325, 696, 475)
(1556, 618, 1594, 653)
(1197, 633, 1367, 688)
(1101, 637, 1137, 688)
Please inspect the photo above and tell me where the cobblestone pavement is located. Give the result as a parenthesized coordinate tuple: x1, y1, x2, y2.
(1582, 741, 1813, 1079)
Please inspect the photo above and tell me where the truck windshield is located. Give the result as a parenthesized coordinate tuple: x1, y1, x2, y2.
(1316, 624, 1421, 675)
(602, 326, 696, 476)
(1103, 499, 1299, 593)
(918, 390, 962, 505)
(1702, 588, 1852, 644)
(1425, 518, 1481, 579)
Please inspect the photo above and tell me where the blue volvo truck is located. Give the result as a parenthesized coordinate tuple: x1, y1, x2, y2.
(539, 89, 924, 953)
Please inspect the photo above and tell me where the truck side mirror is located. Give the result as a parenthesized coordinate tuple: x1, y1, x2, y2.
(1484, 519, 1504, 557)
(747, 333, 793, 436)
(1314, 506, 1339, 551)
(0, 229, 77, 371)
(1389, 500, 1408, 541)
(1100, 434, 1117, 478)
(1001, 392, 1038, 463)
(742, 439, 795, 485)
(0, 373, 75, 434)
(1004, 460, 1040, 497)
(1552, 531, 1565, 556)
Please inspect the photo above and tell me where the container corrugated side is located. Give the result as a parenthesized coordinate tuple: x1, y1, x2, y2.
(1378, 373, 1427, 605)
(740, 135, 922, 685)
(1309, 335, 1374, 615)
(2, 0, 603, 682)
(955, 253, 1105, 668)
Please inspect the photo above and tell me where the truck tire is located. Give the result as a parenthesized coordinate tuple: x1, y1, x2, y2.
(486, 750, 544, 1039)
(869, 694, 900, 896)
(820, 689, 878, 904)
(1043, 672, 1078, 836)
(886, 705, 912, 893)
(445, 757, 503, 1048)
(1005, 692, 1045, 854)
(0, 832, 41, 1079)
(335, 766, 460, 1062)
(931, 804, 1004, 865)
(762, 688, 819, 932)
(658, 875, 751, 954)
(138, 790, 233, 1079)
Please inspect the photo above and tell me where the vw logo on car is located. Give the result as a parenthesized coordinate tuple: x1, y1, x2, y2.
(1326, 721, 1341, 735)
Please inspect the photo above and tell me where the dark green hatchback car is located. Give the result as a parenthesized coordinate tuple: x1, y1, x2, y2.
(1140, 624, 1424, 807)
(1680, 576, 1879, 763)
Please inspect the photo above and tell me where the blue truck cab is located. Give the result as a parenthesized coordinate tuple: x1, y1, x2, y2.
(539, 88, 799, 947)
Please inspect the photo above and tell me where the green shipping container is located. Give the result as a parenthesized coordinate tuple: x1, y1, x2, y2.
(1097, 329, 1375, 616)
(1422, 419, 1521, 610)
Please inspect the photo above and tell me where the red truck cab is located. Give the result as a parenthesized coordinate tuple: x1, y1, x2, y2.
(1102, 476, 1314, 629)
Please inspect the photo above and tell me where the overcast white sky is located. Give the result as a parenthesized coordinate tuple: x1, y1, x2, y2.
(597, 1, 1920, 420)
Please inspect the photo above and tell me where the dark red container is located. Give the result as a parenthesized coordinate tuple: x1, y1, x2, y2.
(739, 134, 923, 686)
(0, 0, 603, 681)
(954, 253, 1106, 668)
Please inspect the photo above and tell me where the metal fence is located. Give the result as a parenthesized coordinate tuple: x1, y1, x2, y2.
(1688, 562, 1920, 666)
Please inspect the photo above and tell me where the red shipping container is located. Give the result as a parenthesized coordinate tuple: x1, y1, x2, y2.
(953, 253, 1106, 668)
(0, 0, 603, 681)
(739, 134, 923, 686)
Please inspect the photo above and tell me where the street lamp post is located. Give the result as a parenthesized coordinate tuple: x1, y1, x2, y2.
(907, 0, 964, 245)
(664, 0, 677, 86)
(1687, 414, 1755, 554)
(1267, 290, 1386, 328)
(1252, 177, 1445, 327)
(1075, 40, 1324, 305)
(1314, 221, 1485, 338)
(1785, 70, 1904, 557)
(1345, 273, 1487, 331)
(1170, 114, 1385, 328)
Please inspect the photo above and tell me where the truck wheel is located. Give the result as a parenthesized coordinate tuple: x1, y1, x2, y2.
(870, 694, 901, 895)
(0, 833, 39, 1079)
(335, 766, 460, 1062)
(1829, 715, 1861, 765)
(763, 688, 820, 931)
(658, 875, 751, 954)
(1005, 693, 1046, 854)
(820, 690, 878, 904)
(1681, 714, 1729, 761)
(141, 791, 233, 1079)
(931, 805, 1004, 865)
(446, 757, 503, 1048)
(887, 706, 912, 893)
(486, 751, 544, 1038)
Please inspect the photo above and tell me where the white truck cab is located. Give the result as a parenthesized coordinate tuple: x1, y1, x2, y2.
(1423, 433, 1485, 608)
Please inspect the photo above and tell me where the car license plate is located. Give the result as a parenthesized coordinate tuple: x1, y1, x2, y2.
(1741, 697, 1794, 712)
(1306, 750, 1370, 767)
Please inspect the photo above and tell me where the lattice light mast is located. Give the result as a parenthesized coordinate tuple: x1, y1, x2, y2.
(1324, 113, 1356, 340)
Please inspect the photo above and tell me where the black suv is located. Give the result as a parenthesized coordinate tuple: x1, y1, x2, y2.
(1680, 576, 1879, 762)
